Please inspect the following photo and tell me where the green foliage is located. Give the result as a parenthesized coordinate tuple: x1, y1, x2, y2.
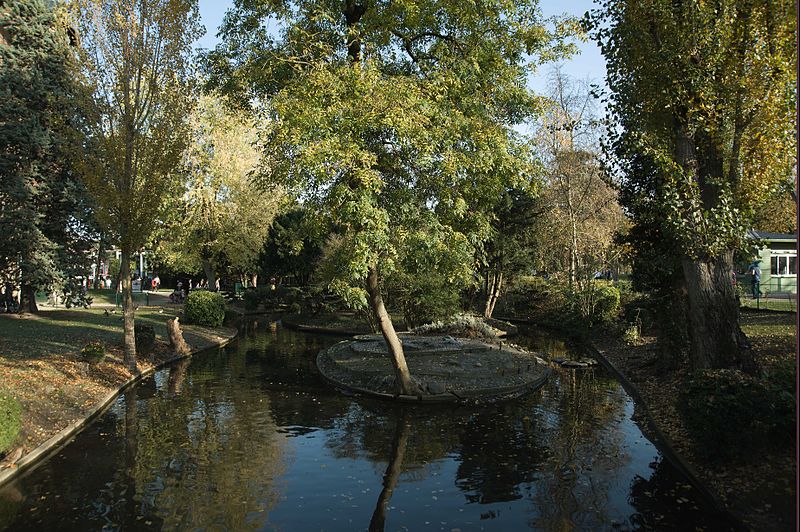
(678, 368, 796, 460)
(498, 276, 570, 320)
(260, 207, 325, 287)
(184, 290, 226, 327)
(80, 341, 105, 365)
(0, 1, 95, 302)
(134, 323, 156, 355)
(0, 394, 21, 455)
(61, 279, 93, 309)
(205, 0, 579, 331)
(157, 95, 284, 282)
(243, 289, 261, 312)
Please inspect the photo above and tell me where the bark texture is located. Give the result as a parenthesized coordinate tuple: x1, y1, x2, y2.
(681, 253, 758, 374)
(483, 271, 503, 318)
(167, 317, 192, 356)
(366, 266, 416, 395)
(18, 283, 38, 314)
(120, 247, 138, 373)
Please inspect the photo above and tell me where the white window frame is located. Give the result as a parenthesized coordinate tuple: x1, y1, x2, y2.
(770, 252, 797, 277)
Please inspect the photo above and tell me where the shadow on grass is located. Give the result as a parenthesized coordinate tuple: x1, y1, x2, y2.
(0, 308, 183, 361)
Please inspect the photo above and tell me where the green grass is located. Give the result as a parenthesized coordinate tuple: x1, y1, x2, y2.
(740, 297, 797, 313)
(0, 308, 181, 360)
(36, 289, 164, 308)
(0, 393, 21, 455)
(740, 311, 796, 364)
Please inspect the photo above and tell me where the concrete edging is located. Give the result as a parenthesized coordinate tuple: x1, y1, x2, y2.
(315, 348, 552, 405)
(586, 344, 747, 531)
(0, 328, 238, 489)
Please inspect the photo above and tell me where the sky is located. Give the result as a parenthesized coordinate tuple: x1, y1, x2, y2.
(194, 0, 607, 95)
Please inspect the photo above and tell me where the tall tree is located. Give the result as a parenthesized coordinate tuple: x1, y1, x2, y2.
(479, 187, 543, 318)
(589, 0, 795, 372)
(72, 0, 200, 371)
(534, 68, 625, 287)
(157, 94, 284, 289)
(205, 0, 576, 394)
(0, 1, 93, 313)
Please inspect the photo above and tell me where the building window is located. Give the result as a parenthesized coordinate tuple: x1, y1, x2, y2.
(770, 255, 797, 276)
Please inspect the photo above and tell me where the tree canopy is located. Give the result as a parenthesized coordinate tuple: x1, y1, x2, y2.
(205, 0, 578, 393)
(589, 0, 796, 372)
(0, 0, 93, 312)
(72, 0, 201, 370)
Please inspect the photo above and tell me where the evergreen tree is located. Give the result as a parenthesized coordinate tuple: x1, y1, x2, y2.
(0, 0, 91, 313)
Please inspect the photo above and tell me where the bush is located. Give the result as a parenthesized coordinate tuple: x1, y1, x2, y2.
(81, 341, 106, 365)
(243, 288, 261, 311)
(0, 394, 21, 455)
(593, 285, 621, 324)
(134, 323, 156, 354)
(184, 290, 226, 327)
(571, 282, 621, 326)
(677, 369, 794, 459)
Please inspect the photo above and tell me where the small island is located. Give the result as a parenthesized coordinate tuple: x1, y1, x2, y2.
(317, 333, 551, 403)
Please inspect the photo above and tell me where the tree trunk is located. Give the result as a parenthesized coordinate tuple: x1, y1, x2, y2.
(167, 317, 191, 356)
(250, 273, 258, 288)
(18, 283, 38, 314)
(201, 258, 217, 291)
(120, 247, 138, 373)
(94, 233, 105, 289)
(369, 411, 409, 532)
(681, 252, 758, 374)
(366, 266, 416, 395)
(484, 270, 503, 318)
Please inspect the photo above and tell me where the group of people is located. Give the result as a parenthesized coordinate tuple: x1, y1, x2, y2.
(168, 277, 222, 304)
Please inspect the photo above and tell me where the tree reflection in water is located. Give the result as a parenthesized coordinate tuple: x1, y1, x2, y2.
(0, 321, 731, 531)
(368, 410, 409, 532)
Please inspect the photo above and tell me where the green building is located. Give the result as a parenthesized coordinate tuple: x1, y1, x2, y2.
(747, 230, 797, 296)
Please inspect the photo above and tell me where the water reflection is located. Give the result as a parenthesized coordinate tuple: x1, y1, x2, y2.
(0, 320, 736, 530)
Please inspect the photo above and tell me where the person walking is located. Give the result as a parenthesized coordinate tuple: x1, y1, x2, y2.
(749, 262, 762, 299)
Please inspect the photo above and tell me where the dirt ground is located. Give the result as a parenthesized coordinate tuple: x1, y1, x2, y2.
(592, 311, 796, 531)
(0, 308, 236, 468)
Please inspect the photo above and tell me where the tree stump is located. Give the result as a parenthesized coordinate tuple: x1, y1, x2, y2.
(167, 317, 191, 356)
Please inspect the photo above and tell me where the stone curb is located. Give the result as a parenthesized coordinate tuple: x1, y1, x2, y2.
(497, 316, 746, 529)
(315, 345, 552, 405)
(586, 344, 747, 531)
(0, 327, 239, 489)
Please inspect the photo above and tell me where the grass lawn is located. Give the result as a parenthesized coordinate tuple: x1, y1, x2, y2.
(35, 289, 163, 308)
(0, 306, 236, 459)
(740, 296, 797, 313)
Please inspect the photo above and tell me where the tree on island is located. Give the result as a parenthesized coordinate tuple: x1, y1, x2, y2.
(71, 0, 200, 371)
(589, 0, 795, 372)
(205, 0, 577, 394)
(0, 1, 95, 313)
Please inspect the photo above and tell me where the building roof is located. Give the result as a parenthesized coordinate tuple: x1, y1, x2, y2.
(748, 230, 797, 242)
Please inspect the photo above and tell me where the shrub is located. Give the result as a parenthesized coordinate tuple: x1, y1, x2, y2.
(243, 289, 260, 311)
(677, 369, 793, 459)
(134, 323, 156, 354)
(81, 341, 106, 365)
(593, 285, 621, 324)
(0, 394, 21, 455)
(571, 282, 621, 326)
(184, 290, 226, 327)
(411, 314, 501, 341)
(763, 358, 796, 443)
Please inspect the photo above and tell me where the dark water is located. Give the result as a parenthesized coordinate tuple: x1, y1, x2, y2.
(0, 320, 735, 531)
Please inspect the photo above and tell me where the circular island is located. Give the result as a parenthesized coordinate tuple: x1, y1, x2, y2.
(317, 333, 551, 404)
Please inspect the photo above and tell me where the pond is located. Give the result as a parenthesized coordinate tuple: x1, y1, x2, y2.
(0, 319, 736, 531)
